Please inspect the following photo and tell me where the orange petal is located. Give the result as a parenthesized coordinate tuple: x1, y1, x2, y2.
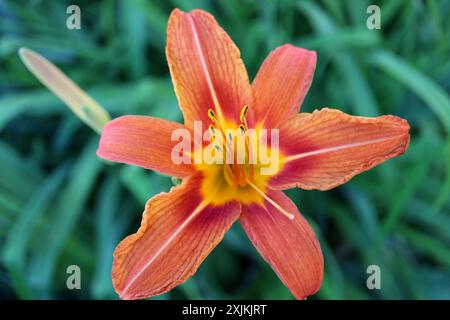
(112, 174, 241, 299)
(271, 108, 410, 190)
(97, 115, 194, 178)
(166, 9, 252, 128)
(251, 44, 316, 128)
(241, 190, 323, 299)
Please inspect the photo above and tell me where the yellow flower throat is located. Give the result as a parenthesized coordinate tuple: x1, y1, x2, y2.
(194, 106, 285, 207)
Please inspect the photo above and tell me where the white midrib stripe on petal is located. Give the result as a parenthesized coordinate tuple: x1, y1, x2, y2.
(283, 135, 405, 163)
(121, 200, 209, 298)
(187, 14, 225, 123)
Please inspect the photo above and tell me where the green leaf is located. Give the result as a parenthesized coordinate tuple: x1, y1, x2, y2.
(90, 176, 123, 299)
(382, 133, 436, 233)
(2, 164, 68, 299)
(28, 138, 102, 296)
(370, 50, 450, 132)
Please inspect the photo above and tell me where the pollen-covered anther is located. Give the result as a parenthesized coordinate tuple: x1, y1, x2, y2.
(207, 108, 218, 123)
(208, 125, 216, 139)
(240, 105, 249, 131)
(240, 105, 249, 122)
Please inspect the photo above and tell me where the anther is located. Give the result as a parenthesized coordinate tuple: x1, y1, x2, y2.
(240, 105, 249, 122)
(208, 109, 218, 123)
(214, 145, 222, 153)
(208, 125, 216, 139)
(239, 124, 246, 134)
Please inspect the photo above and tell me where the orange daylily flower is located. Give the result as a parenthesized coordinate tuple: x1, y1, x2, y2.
(97, 9, 410, 300)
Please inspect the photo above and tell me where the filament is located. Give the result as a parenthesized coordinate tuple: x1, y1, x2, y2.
(246, 179, 294, 220)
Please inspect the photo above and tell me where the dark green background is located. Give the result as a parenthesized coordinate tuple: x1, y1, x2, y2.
(1, 0, 450, 299)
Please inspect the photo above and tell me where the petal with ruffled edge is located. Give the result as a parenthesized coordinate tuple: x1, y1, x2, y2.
(97, 115, 194, 178)
(112, 173, 241, 299)
(241, 190, 323, 299)
(166, 9, 253, 128)
(271, 108, 410, 190)
(251, 44, 316, 128)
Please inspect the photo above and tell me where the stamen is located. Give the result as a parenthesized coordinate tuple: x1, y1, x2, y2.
(240, 105, 249, 122)
(238, 122, 254, 179)
(207, 109, 218, 123)
(208, 125, 216, 139)
(245, 180, 295, 220)
(204, 105, 259, 190)
(223, 164, 237, 186)
(206, 109, 234, 163)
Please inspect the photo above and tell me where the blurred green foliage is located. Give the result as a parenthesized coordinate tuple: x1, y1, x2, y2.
(1, 0, 450, 299)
